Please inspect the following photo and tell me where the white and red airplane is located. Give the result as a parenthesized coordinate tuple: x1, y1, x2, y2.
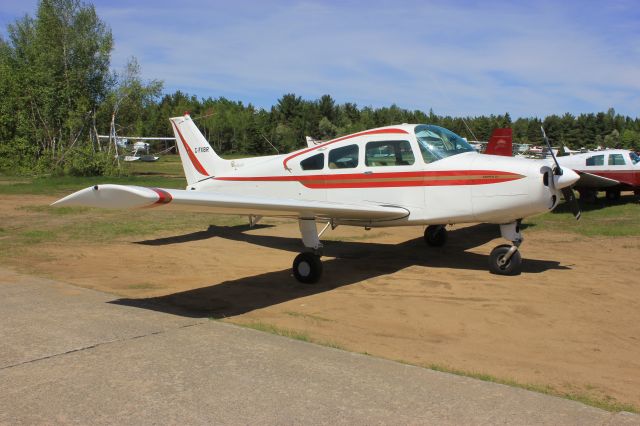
(54, 115, 580, 282)
(477, 129, 640, 201)
(557, 149, 640, 201)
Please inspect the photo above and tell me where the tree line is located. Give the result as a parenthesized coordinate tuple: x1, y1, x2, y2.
(1, 0, 639, 176)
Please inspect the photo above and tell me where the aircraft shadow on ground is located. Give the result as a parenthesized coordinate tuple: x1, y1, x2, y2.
(112, 223, 569, 318)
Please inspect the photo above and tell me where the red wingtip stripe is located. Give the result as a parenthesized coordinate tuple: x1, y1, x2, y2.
(171, 121, 209, 176)
(151, 188, 173, 205)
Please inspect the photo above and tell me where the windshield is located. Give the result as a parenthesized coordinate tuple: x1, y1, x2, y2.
(629, 152, 640, 165)
(415, 125, 475, 163)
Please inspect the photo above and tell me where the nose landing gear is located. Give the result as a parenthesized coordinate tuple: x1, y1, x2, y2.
(293, 219, 324, 284)
(489, 221, 523, 275)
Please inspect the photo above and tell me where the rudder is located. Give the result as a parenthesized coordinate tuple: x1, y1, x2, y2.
(170, 114, 228, 185)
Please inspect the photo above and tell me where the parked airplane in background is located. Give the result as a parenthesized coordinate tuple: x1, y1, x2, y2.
(479, 130, 640, 201)
(484, 128, 513, 156)
(557, 150, 640, 201)
(54, 115, 580, 282)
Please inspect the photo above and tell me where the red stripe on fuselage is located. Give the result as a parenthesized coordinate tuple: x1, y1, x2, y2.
(214, 170, 524, 189)
(171, 121, 209, 176)
(282, 128, 410, 170)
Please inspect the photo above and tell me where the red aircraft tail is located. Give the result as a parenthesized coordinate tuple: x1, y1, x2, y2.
(485, 128, 513, 156)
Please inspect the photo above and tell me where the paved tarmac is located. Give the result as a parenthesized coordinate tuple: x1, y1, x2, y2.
(1, 268, 638, 425)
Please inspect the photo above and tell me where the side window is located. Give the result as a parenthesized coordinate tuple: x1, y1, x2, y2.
(365, 140, 415, 167)
(328, 144, 359, 169)
(608, 154, 626, 166)
(586, 155, 604, 166)
(300, 153, 324, 170)
(630, 152, 640, 165)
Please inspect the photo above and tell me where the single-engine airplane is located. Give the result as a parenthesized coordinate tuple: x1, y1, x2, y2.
(557, 149, 640, 201)
(477, 130, 640, 201)
(54, 116, 581, 282)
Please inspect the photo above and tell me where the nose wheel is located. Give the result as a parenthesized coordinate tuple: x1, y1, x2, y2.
(489, 244, 522, 275)
(489, 221, 523, 276)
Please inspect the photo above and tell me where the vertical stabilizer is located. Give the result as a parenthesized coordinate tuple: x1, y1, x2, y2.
(169, 114, 228, 185)
(485, 128, 513, 156)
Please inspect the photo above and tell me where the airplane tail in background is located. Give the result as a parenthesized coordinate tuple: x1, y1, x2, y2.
(485, 128, 513, 156)
(169, 114, 228, 185)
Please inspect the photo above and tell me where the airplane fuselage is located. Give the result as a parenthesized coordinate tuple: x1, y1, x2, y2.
(185, 125, 564, 227)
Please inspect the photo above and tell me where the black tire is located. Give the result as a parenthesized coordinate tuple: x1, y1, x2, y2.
(292, 252, 323, 284)
(424, 225, 447, 247)
(606, 190, 620, 201)
(489, 244, 522, 276)
(578, 189, 597, 203)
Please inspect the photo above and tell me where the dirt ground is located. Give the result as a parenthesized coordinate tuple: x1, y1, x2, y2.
(2, 194, 639, 408)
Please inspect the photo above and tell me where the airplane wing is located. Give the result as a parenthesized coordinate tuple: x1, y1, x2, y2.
(52, 184, 409, 221)
(575, 171, 619, 188)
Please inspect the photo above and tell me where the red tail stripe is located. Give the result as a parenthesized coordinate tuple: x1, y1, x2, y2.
(171, 121, 209, 176)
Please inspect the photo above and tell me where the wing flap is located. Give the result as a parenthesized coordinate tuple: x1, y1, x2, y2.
(52, 184, 409, 221)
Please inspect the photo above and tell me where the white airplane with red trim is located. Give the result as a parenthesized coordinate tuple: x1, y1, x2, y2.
(54, 115, 581, 282)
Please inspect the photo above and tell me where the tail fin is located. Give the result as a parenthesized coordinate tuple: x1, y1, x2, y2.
(485, 128, 513, 156)
(169, 114, 228, 185)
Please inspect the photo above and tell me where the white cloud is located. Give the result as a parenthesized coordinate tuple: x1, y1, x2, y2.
(7, 0, 640, 117)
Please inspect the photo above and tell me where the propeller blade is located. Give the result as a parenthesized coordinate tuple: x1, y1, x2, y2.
(540, 126, 562, 175)
(561, 187, 581, 220)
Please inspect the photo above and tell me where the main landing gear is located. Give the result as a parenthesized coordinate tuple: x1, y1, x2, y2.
(489, 221, 523, 276)
(292, 219, 325, 284)
(424, 225, 448, 247)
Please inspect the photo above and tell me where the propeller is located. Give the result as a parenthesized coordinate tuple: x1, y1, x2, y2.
(541, 127, 581, 220)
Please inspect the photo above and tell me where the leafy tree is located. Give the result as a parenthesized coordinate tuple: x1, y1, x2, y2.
(0, 0, 112, 173)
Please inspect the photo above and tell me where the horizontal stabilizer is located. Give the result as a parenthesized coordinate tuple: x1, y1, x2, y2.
(52, 184, 409, 221)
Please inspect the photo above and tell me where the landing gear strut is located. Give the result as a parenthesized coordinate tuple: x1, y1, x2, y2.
(424, 225, 447, 247)
(292, 219, 324, 284)
(489, 221, 523, 276)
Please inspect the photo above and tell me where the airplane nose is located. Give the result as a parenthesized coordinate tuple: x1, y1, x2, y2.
(554, 168, 580, 189)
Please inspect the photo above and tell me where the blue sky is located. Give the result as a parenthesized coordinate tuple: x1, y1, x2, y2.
(2, 0, 639, 118)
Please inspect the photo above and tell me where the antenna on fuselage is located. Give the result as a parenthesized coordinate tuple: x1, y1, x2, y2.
(260, 131, 279, 154)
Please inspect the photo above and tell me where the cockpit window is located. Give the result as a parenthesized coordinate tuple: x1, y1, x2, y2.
(630, 152, 640, 165)
(328, 144, 359, 169)
(415, 125, 475, 163)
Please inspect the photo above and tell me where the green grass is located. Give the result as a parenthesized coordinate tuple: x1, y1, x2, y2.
(424, 363, 638, 413)
(0, 175, 187, 196)
(284, 311, 332, 322)
(122, 155, 184, 176)
(0, 205, 245, 262)
(234, 321, 344, 350)
(525, 196, 640, 237)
